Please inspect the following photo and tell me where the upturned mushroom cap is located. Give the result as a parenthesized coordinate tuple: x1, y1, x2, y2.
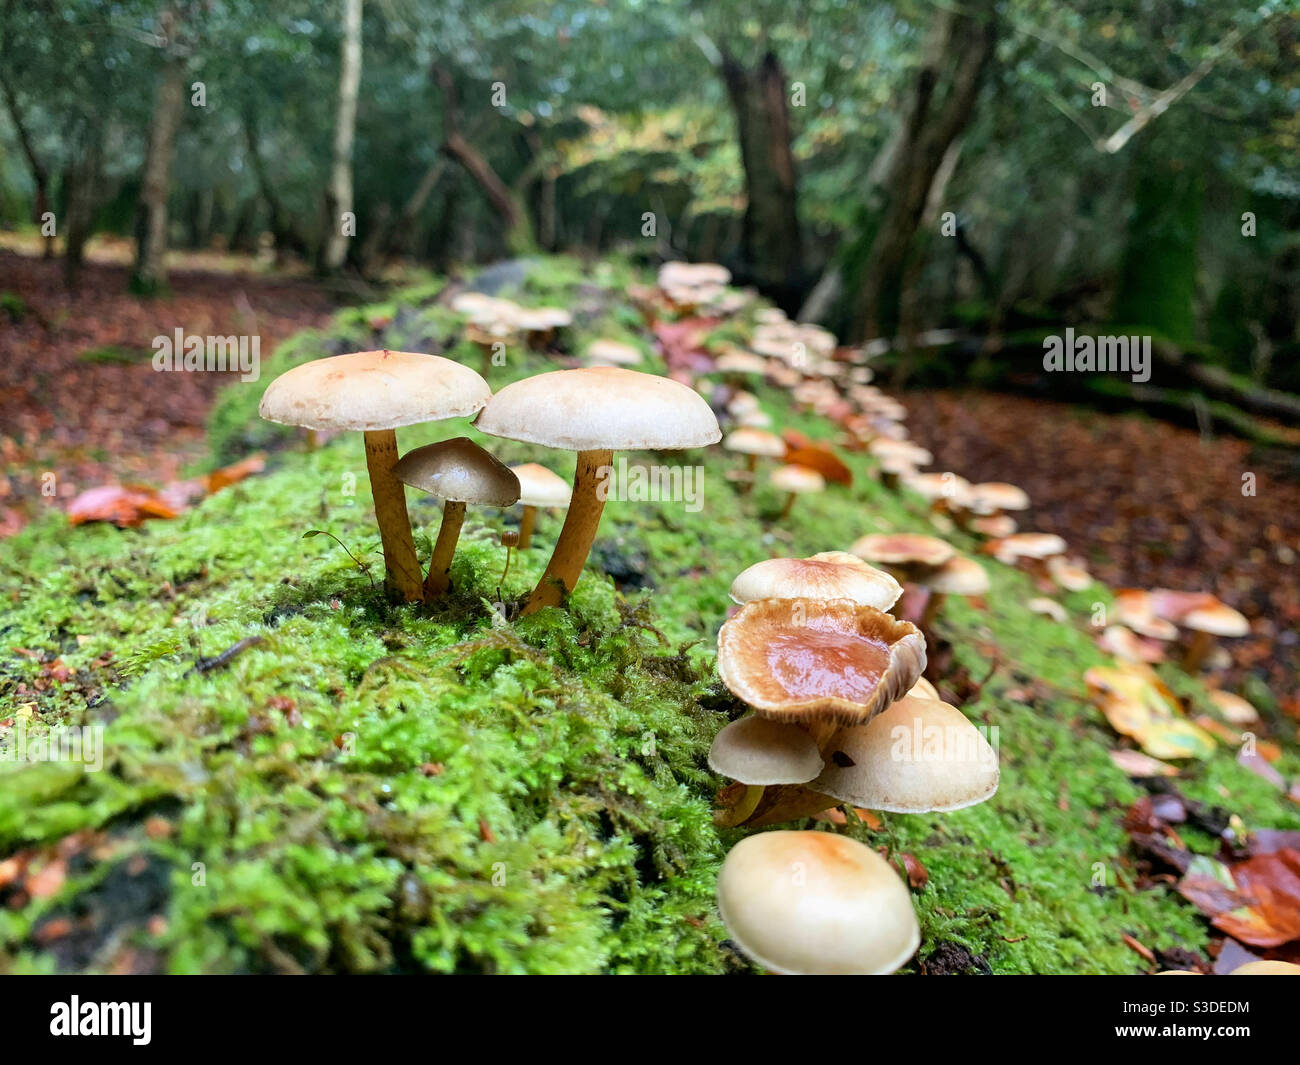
(474, 367, 720, 451)
(811, 696, 1000, 813)
(393, 437, 520, 506)
(583, 339, 643, 366)
(723, 427, 786, 459)
(770, 464, 826, 494)
(259, 350, 491, 431)
(716, 830, 920, 975)
(850, 532, 955, 569)
(919, 555, 989, 596)
(509, 463, 572, 509)
(717, 598, 926, 727)
(708, 716, 824, 785)
(729, 551, 903, 611)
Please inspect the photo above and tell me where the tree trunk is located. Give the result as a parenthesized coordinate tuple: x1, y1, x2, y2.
(62, 126, 105, 289)
(132, 41, 187, 294)
(432, 65, 535, 255)
(720, 49, 803, 309)
(320, 0, 363, 274)
(0, 70, 54, 257)
(855, 1, 997, 340)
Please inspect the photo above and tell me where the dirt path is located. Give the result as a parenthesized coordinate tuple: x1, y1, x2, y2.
(904, 389, 1300, 703)
(0, 250, 339, 535)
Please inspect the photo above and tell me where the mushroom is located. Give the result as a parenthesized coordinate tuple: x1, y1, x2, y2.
(393, 437, 520, 600)
(1028, 597, 1068, 623)
(868, 438, 932, 468)
(1047, 555, 1093, 592)
(729, 551, 902, 612)
(509, 462, 571, 549)
(583, 339, 643, 367)
(1113, 590, 1181, 641)
(717, 598, 926, 739)
(475, 366, 720, 614)
(811, 695, 999, 814)
(258, 350, 490, 602)
(769, 464, 825, 519)
(849, 532, 955, 574)
(708, 715, 824, 786)
(716, 830, 920, 975)
(1097, 624, 1167, 664)
(916, 554, 990, 628)
(908, 677, 941, 700)
(1179, 599, 1250, 673)
(965, 482, 1030, 516)
(969, 514, 1018, 538)
(1230, 960, 1300, 975)
(1207, 689, 1259, 726)
(988, 532, 1067, 567)
(722, 427, 786, 476)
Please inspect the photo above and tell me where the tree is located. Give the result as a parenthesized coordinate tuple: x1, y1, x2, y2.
(132, 4, 192, 294)
(320, 0, 363, 273)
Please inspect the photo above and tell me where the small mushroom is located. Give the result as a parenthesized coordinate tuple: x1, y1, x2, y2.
(769, 463, 825, 519)
(917, 554, 990, 629)
(509, 462, 571, 549)
(850, 532, 955, 574)
(722, 427, 786, 478)
(393, 437, 520, 600)
(729, 551, 902, 612)
(1028, 597, 1068, 623)
(1179, 599, 1250, 673)
(1113, 590, 1181, 641)
(583, 339, 643, 367)
(1047, 555, 1093, 592)
(811, 696, 999, 814)
(258, 350, 490, 602)
(475, 367, 720, 615)
(1207, 689, 1259, 726)
(716, 830, 920, 975)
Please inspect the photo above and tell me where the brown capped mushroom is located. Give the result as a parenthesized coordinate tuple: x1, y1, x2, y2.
(729, 551, 902, 612)
(475, 367, 720, 614)
(258, 350, 490, 602)
(393, 437, 520, 600)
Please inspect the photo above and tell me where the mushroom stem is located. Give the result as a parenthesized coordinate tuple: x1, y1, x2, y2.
(920, 590, 946, 630)
(1181, 630, 1214, 673)
(518, 505, 537, 549)
(778, 492, 797, 520)
(745, 454, 757, 474)
(424, 500, 467, 600)
(522, 448, 613, 615)
(363, 429, 423, 603)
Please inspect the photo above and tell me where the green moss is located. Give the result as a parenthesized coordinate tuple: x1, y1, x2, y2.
(2, 257, 1295, 974)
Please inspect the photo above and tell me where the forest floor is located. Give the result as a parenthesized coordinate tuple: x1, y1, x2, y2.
(1, 253, 1297, 973)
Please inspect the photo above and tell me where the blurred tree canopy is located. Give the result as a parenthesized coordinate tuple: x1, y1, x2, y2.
(2, 0, 1297, 384)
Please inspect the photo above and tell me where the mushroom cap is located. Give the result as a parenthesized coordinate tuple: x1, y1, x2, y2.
(970, 514, 1018, 538)
(966, 482, 1030, 513)
(903, 471, 971, 504)
(907, 676, 941, 700)
(1230, 960, 1300, 975)
(1114, 590, 1181, 640)
(811, 696, 1000, 813)
(990, 532, 1068, 561)
(770, 464, 826, 494)
(393, 437, 520, 506)
(716, 830, 920, 975)
(259, 350, 491, 432)
(729, 551, 903, 611)
(708, 715, 824, 785)
(717, 598, 926, 727)
(919, 555, 989, 596)
(1207, 689, 1259, 725)
(1097, 624, 1167, 664)
(510, 462, 572, 509)
(723, 427, 786, 459)
(583, 339, 643, 366)
(850, 533, 955, 569)
(869, 438, 932, 466)
(1047, 555, 1093, 592)
(714, 350, 769, 376)
(1182, 600, 1249, 637)
(475, 367, 721, 451)
(1028, 597, 1068, 623)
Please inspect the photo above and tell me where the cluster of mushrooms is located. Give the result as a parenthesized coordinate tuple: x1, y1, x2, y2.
(709, 550, 999, 975)
(257, 349, 719, 611)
